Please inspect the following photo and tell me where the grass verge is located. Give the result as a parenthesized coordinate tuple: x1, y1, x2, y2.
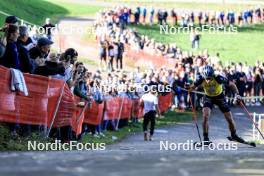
(0, 0, 102, 25)
(132, 23, 264, 65)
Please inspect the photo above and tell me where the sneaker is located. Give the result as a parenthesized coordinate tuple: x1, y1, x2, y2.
(256, 102, 261, 106)
(144, 132, 148, 141)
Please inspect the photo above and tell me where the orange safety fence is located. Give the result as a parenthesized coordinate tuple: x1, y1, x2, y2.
(83, 101, 104, 125)
(104, 97, 121, 120)
(0, 66, 173, 136)
(159, 92, 173, 113)
(124, 45, 178, 69)
(132, 99, 144, 118)
(120, 97, 133, 119)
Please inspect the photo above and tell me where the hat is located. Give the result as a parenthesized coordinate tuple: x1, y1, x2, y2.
(37, 37, 53, 47)
(5, 16, 18, 24)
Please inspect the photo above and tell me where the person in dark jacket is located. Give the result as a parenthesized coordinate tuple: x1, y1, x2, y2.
(0, 24, 20, 70)
(113, 38, 124, 70)
(29, 37, 53, 60)
(33, 52, 65, 77)
(16, 26, 34, 73)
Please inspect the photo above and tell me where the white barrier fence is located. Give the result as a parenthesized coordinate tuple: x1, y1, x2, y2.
(253, 113, 264, 141)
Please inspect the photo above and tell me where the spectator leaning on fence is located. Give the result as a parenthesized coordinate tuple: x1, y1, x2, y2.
(0, 16, 19, 58)
(16, 25, 34, 73)
(29, 37, 53, 60)
(0, 24, 20, 70)
(33, 52, 65, 77)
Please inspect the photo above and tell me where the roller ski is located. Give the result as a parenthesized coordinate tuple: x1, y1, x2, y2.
(227, 134, 256, 147)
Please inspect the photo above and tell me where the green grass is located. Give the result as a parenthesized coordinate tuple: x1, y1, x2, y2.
(0, 0, 102, 25)
(132, 23, 264, 65)
(0, 110, 193, 151)
(45, 0, 103, 18)
(0, 123, 52, 151)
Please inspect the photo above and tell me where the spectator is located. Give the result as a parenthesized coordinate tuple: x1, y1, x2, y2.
(29, 37, 53, 60)
(254, 67, 263, 106)
(142, 7, 147, 25)
(149, 7, 155, 25)
(33, 52, 65, 77)
(99, 39, 108, 71)
(42, 18, 55, 41)
(108, 41, 114, 72)
(73, 63, 91, 102)
(171, 9, 178, 26)
(234, 64, 247, 97)
(16, 26, 34, 73)
(0, 24, 20, 70)
(59, 48, 78, 84)
(0, 16, 19, 58)
(190, 28, 200, 49)
(113, 38, 124, 70)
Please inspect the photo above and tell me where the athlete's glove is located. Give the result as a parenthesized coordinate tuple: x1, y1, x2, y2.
(234, 94, 242, 104)
(184, 83, 191, 90)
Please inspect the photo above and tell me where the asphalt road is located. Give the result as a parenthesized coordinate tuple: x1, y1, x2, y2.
(0, 106, 263, 176)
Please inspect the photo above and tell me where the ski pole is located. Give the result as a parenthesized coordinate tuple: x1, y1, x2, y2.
(188, 91, 202, 143)
(239, 101, 264, 140)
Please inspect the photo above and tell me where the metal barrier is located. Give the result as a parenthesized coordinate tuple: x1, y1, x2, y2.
(253, 113, 264, 141)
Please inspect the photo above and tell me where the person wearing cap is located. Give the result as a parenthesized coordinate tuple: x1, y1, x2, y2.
(0, 16, 19, 58)
(0, 16, 18, 32)
(5, 16, 18, 25)
(140, 85, 161, 141)
(16, 26, 34, 73)
(29, 37, 53, 60)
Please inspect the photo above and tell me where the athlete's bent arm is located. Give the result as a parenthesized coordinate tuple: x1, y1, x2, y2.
(228, 81, 242, 102)
(228, 81, 239, 95)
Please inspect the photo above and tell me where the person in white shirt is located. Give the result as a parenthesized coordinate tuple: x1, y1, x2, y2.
(140, 86, 160, 141)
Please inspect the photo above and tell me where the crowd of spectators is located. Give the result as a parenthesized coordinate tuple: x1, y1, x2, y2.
(0, 15, 174, 141)
(99, 6, 264, 27)
(95, 6, 264, 108)
(0, 7, 263, 141)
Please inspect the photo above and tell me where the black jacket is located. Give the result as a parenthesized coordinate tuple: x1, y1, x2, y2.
(33, 61, 65, 77)
(16, 40, 34, 73)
